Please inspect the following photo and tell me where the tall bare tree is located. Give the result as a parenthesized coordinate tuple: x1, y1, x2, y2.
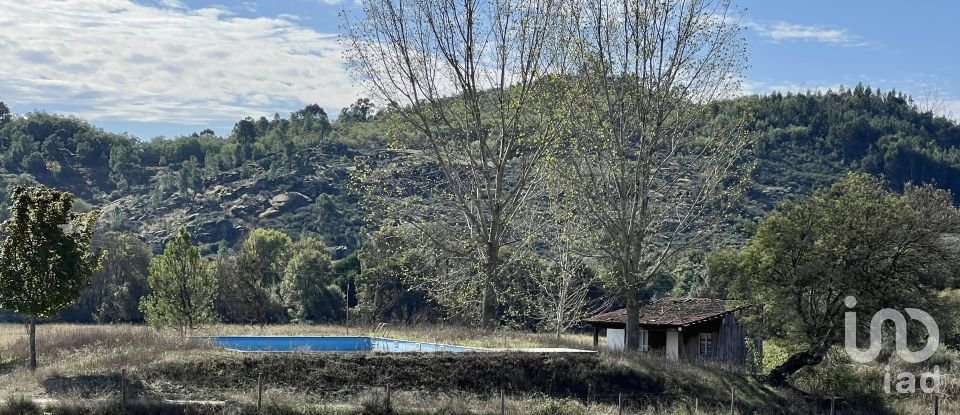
(557, 0, 751, 350)
(344, 0, 565, 326)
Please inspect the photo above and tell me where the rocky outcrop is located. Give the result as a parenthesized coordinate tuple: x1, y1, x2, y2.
(269, 192, 312, 212)
(191, 219, 247, 245)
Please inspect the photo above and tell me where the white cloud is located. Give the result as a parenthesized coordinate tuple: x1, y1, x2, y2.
(739, 79, 845, 97)
(276, 13, 303, 21)
(944, 101, 960, 121)
(158, 0, 188, 9)
(745, 19, 870, 47)
(0, 0, 358, 125)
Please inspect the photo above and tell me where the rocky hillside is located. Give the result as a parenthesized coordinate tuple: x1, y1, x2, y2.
(99, 145, 363, 255)
(0, 86, 957, 259)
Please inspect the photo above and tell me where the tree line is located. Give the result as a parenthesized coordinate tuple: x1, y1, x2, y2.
(0, 98, 378, 207)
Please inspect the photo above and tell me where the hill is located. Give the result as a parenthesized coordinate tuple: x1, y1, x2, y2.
(0, 84, 957, 258)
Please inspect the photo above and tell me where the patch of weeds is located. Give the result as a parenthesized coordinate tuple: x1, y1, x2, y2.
(531, 399, 588, 415)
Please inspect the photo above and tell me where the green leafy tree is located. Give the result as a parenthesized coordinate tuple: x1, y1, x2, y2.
(337, 98, 375, 124)
(281, 237, 342, 322)
(291, 104, 332, 135)
(220, 229, 293, 325)
(5, 132, 38, 170)
(109, 143, 143, 190)
(0, 102, 10, 124)
(731, 173, 960, 386)
(139, 227, 217, 336)
(240, 228, 292, 288)
(668, 251, 729, 298)
(177, 156, 203, 196)
(358, 225, 440, 323)
(0, 185, 101, 370)
(75, 232, 151, 323)
(233, 118, 257, 160)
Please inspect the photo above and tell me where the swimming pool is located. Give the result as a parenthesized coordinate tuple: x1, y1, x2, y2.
(205, 336, 485, 353)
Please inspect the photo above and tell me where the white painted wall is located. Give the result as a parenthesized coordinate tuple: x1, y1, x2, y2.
(607, 328, 625, 351)
(666, 330, 679, 361)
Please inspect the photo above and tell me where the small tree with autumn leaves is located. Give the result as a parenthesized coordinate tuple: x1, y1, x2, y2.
(0, 185, 101, 371)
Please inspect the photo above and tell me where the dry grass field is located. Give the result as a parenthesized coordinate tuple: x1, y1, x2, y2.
(0, 323, 952, 414)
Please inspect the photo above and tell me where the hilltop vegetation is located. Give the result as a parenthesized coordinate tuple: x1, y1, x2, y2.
(0, 100, 382, 253)
(2, 85, 954, 251)
(725, 85, 960, 205)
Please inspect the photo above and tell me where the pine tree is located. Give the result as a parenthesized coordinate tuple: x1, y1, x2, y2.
(139, 227, 217, 336)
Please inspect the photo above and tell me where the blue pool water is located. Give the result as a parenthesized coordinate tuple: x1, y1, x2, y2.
(205, 336, 484, 353)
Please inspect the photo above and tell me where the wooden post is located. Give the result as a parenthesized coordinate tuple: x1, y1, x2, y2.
(28, 316, 37, 372)
(729, 386, 735, 415)
(694, 397, 698, 414)
(121, 368, 127, 411)
(500, 388, 505, 415)
(618, 393, 622, 415)
(593, 327, 599, 350)
(829, 397, 835, 415)
(935, 393, 940, 415)
(386, 385, 392, 410)
(257, 372, 263, 414)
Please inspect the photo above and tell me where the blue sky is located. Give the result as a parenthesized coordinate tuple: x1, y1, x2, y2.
(1, 0, 957, 139)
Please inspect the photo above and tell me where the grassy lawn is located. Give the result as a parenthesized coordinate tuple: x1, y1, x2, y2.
(0, 323, 938, 414)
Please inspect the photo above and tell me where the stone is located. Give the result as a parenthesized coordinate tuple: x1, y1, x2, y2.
(269, 191, 312, 212)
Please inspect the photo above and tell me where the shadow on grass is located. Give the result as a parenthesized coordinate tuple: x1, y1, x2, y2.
(42, 374, 149, 399)
(0, 397, 252, 415)
(141, 351, 666, 400)
(0, 359, 16, 376)
(607, 352, 894, 415)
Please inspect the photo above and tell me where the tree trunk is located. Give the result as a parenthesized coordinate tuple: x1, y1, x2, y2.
(480, 279, 497, 329)
(28, 316, 37, 371)
(625, 287, 640, 351)
(765, 343, 830, 387)
(479, 241, 500, 329)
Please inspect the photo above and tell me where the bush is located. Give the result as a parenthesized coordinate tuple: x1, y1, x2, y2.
(359, 389, 393, 415)
(792, 347, 884, 404)
(532, 399, 588, 415)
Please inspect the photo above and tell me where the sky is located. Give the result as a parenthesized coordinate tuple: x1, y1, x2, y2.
(0, 0, 957, 139)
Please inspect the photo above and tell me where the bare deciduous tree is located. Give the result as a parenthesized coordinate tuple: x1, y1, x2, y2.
(344, 0, 565, 327)
(557, 0, 751, 350)
(531, 202, 612, 340)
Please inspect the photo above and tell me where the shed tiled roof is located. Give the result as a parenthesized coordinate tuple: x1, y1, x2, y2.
(582, 297, 750, 329)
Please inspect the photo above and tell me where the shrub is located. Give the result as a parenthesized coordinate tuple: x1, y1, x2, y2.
(532, 399, 588, 415)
